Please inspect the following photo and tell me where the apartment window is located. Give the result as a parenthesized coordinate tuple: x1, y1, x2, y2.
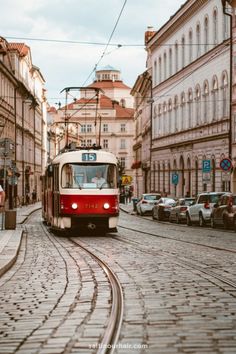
(189, 30, 193, 63)
(81, 139, 86, 146)
(159, 57, 162, 83)
(164, 52, 167, 80)
(203, 81, 209, 123)
(181, 36, 185, 68)
(175, 42, 178, 72)
(212, 76, 218, 121)
(87, 124, 92, 133)
(120, 123, 126, 132)
(195, 86, 201, 125)
(103, 123, 108, 132)
(86, 139, 92, 146)
(103, 139, 108, 149)
(204, 16, 209, 53)
(196, 24, 201, 58)
(169, 48, 172, 76)
(174, 96, 178, 131)
(120, 139, 126, 149)
(168, 99, 172, 134)
(163, 102, 167, 135)
(213, 9, 218, 44)
(188, 89, 193, 128)
(81, 124, 86, 133)
(222, 73, 228, 117)
(120, 157, 126, 169)
(223, 13, 228, 40)
(154, 60, 157, 86)
(180, 93, 185, 130)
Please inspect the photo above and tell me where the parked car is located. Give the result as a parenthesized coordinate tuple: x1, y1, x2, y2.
(152, 197, 176, 221)
(211, 193, 236, 229)
(169, 197, 195, 224)
(186, 192, 225, 227)
(136, 193, 161, 216)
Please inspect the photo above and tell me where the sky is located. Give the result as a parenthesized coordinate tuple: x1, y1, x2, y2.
(0, 0, 184, 106)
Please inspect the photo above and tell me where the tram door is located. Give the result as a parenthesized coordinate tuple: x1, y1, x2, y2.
(52, 164, 60, 217)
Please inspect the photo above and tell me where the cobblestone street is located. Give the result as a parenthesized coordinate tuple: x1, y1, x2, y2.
(0, 209, 236, 353)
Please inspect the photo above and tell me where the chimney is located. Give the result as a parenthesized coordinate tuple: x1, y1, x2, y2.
(145, 26, 156, 45)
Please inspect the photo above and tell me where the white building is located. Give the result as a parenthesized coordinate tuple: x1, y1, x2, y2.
(145, 0, 230, 197)
(48, 66, 135, 179)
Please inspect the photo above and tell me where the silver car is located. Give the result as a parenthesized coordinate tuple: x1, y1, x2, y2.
(186, 192, 225, 227)
(136, 193, 161, 216)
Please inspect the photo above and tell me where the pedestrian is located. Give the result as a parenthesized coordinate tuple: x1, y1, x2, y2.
(32, 189, 37, 203)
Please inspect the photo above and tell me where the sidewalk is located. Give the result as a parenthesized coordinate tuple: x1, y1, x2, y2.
(0, 202, 41, 277)
(119, 202, 136, 214)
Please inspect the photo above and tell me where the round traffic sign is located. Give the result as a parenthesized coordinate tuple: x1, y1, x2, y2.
(219, 158, 232, 172)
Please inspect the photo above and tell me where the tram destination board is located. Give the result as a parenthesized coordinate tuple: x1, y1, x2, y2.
(82, 153, 97, 161)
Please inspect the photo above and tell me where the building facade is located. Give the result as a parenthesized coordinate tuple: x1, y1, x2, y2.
(145, 0, 230, 198)
(48, 66, 135, 179)
(0, 37, 47, 206)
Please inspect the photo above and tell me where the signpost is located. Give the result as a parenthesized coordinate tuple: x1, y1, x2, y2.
(171, 172, 179, 185)
(219, 158, 232, 172)
(121, 175, 132, 185)
(202, 160, 211, 183)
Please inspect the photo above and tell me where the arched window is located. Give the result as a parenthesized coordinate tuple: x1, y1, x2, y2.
(212, 76, 218, 121)
(169, 48, 172, 76)
(222, 72, 228, 117)
(174, 95, 178, 131)
(195, 159, 199, 196)
(164, 52, 167, 80)
(188, 89, 193, 128)
(195, 85, 201, 125)
(168, 99, 172, 134)
(204, 16, 209, 53)
(180, 92, 185, 130)
(154, 60, 157, 86)
(163, 102, 167, 135)
(203, 80, 209, 124)
(213, 9, 218, 45)
(163, 162, 166, 193)
(212, 158, 216, 191)
(196, 24, 201, 58)
(158, 104, 162, 135)
(223, 12, 228, 40)
(181, 36, 185, 68)
(175, 42, 178, 73)
(159, 57, 162, 83)
(189, 30, 193, 63)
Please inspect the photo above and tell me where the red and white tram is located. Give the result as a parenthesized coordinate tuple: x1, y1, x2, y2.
(42, 147, 119, 233)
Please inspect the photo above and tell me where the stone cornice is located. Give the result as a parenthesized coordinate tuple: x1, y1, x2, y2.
(147, 0, 210, 50)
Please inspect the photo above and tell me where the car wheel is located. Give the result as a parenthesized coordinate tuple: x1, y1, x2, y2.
(210, 215, 215, 228)
(186, 213, 192, 226)
(199, 213, 205, 227)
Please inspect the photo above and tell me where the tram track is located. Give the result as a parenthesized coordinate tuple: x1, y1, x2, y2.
(69, 237, 124, 354)
(114, 226, 236, 298)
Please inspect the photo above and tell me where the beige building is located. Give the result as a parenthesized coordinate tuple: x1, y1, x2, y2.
(0, 37, 47, 206)
(48, 66, 135, 179)
(142, 0, 231, 198)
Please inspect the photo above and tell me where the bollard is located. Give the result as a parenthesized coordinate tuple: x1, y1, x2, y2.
(5, 210, 16, 230)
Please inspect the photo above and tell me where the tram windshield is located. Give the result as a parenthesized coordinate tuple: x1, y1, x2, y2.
(61, 163, 117, 189)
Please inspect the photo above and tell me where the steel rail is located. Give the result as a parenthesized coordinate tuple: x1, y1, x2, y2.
(69, 238, 124, 354)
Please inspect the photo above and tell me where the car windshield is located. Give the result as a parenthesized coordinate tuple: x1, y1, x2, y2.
(164, 198, 176, 205)
(184, 198, 195, 206)
(209, 194, 223, 203)
(61, 163, 117, 189)
(144, 195, 160, 201)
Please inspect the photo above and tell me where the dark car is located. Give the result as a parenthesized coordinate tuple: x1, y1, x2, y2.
(211, 193, 236, 229)
(152, 197, 176, 221)
(169, 197, 195, 224)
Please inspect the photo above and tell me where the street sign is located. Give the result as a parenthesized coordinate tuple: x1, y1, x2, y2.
(202, 172, 211, 182)
(172, 172, 179, 185)
(220, 158, 232, 172)
(221, 172, 231, 182)
(202, 159, 211, 173)
(121, 175, 132, 185)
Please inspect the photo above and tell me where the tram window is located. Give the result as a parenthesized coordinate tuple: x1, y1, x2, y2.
(61, 163, 117, 189)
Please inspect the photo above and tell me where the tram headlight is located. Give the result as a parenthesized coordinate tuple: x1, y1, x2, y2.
(71, 203, 78, 210)
(103, 203, 110, 210)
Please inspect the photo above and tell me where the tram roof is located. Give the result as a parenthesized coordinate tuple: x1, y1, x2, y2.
(51, 149, 118, 165)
